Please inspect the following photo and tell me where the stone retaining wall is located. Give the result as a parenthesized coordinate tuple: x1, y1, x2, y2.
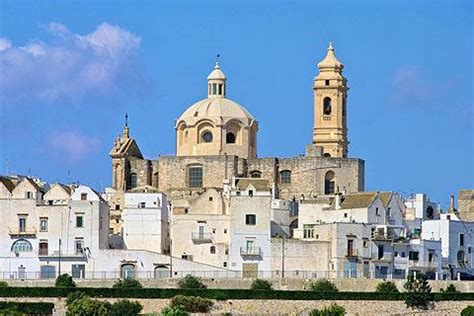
(0, 297, 472, 315)
(4, 278, 474, 292)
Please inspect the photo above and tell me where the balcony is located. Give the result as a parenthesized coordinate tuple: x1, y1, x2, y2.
(191, 232, 213, 244)
(409, 260, 437, 269)
(9, 227, 36, 237)
(38, 250, 87, 260)
(373, 253, 394, 262)
(345, 249, 358, 258)
(240, 247, 263, 258)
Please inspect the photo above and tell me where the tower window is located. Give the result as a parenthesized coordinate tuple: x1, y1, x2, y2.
(325, 80, 330, 86)
(212, 84, 217, 95)
(201, 131, 213, 143)
(324, 171, 335, 194)
(343, 98, 347, 116)
(218, 84, 223, 95)
(188, 165, 203, 188)
(226, 132, 236, 144)
(280, 170, 291, 184)
(323, 97, 332, 115)
(130, 173, 137, 189)
(250, 171, 262, 178)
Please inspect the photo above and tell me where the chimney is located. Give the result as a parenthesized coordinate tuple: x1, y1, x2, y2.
(449, 195, 455, 211)
(335, 192, 342, 210)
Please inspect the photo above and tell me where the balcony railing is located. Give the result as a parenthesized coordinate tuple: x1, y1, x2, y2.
(191, 232, 213, 243)
(38, 250, 87, 259)
(345, 249, 358, 258)
(240, 247, 263, 257)
(373, 253, 394, 262)
(8, 227, 36, 236)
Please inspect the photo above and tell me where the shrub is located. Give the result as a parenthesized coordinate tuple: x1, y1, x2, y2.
(109, 299, 143, 316)
(250, 279, 273, 290)
(404, 272, 433, 310)
(66, 293, 111, 316)
(0, 302, 54, 315)
(0, 307, 24, 316)
(176, 275, 206, 289)
(112, 278, 143, 289)
(170, 295, 214, 313)
(375, 281, 399, 293)
(55, 273, 76, 288)
(310, 279, 338, 292)
(440, 284, 458, 293)
(309, 303, 346, 316)
(161, 304, 189, 316)
(0, 281, 8, 288)
(461, 306, 474, 316)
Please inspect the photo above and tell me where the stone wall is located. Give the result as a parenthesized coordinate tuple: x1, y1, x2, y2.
(1, 297, 471, 316)
(458, 189, 474, 221)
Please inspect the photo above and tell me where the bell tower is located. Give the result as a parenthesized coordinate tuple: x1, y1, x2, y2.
(312, 42, 349, 158)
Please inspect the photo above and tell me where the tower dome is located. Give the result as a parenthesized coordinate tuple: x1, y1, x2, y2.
(176, 60, 258, 159)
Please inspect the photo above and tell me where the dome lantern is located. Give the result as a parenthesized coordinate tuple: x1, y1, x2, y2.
(207, 56, 226, 98)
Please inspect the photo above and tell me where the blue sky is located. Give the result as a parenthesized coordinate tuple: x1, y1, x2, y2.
(0, 0, 472, 209)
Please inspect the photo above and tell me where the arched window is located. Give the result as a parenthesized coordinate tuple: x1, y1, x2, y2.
(11, 239, 33, 253)
(458, 250, 466, 266)
(226, 132, 236, 144)
(323, 153, 331, 158)
(250, 171, 262, 178)
(426, 206, 434, 219)
(324, 171, 335, 194)
(130, 173, 137, 189)
(154, 265, 169, 278)
(323, 97, 332, 115)
(188, 165, 203, 188)
(121, 264, 136, 279)
(201, 131, 213, 143)
(280, 170, 291, 184)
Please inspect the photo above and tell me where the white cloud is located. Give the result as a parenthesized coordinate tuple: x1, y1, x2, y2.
(49, 131, 101, 164)
(0, 37, 12, 51)
(0, 22, 146, 104)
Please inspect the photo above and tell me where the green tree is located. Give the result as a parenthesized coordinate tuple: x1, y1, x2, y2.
(309, 303, 345, 316)
(161, 304, 189, 316)
(0, 281, 8, 288)
(310, 279, 338, 292)
(461, 306, 474, 316)
(176, 275, 206, 289)
(403, 272, 433, 310)
(112, 278, 143, 289)
(170, 295, 213, 313)
(440, 284, 458, 293)
(250, 279, 273, 290)
(375, 281, 399, 293)
(55, 273, 76, 288)
(109, 299, 142, 316)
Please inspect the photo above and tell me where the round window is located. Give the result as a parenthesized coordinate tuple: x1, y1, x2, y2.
(201, 131, 213, 143)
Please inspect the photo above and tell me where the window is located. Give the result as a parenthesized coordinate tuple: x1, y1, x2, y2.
(245, 214, 256, 225)
(76, 215, 84, 228)
(212, 83, 217, 95)
(347, 239, 354, 256)
(209, 197, 213, 202)
(248, 190, 253, 197)
(39, 218, 48, 232)
(426, 206, 434, 219)
(363, 240, 368, 248)
(325, 80, 330, 86)
(218, 84, 223, 95)
(75, 239, 84, 255)
(80, 193, 88, 200)
(210, 246, 216, 254)
(115, 204, 120, 210)
(428, 250, 434, 262)
(378, 245, 384, 260)
(188, 166, 203, 188)
(375, 207, 380, 216)
(387, 207, 391, 217)
(26, 191, 34, 199)
(212, 228, 216, 234)
(181, 254, 193, 261)
(18, 217, 27, 232)
(323, 97, 332, 115)
(460, 233, 465, 246)
(139, 202, 146, 209)
(121, 264, 136, 279)
(201, 131, 213, 143)
(409, 251, 419, 261)
(246, 240, 255, 253)
(401, 252, 406, 258)
(224, 229, 227, 234)
(458, 250, 466, 266)
(343, 98, 346, 116)
(303, 225, 315, 239)
(280, 170, 291, 184)
(72, 264, 86, 279)
(250, 171, 262, 178)
(223, 262, 227, 267)
(323, 153, 331, 158)
(324, 171, 335, 194)
(344, 213, 348, 218)
(11, 239, 33, 253)
(38, 241, 48, 256)
(226, 132, 236, 144)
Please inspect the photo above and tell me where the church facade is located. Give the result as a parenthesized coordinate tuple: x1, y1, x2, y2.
(107, 44, 365, 232)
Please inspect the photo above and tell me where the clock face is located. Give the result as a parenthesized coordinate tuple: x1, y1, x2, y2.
(202, 132, 213, 143)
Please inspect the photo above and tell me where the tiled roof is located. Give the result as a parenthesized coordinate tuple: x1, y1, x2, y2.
(379, 192, 393, 208)
(0, 176, 15, 192)
(332, 192, 378, 210)
(235, 178, 271, 191)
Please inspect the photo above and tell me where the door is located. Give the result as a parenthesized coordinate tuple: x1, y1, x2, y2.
(18, 265, 26, 280)
(72, 264, 86, 278)
(242, 263, 258, 278)
(154, 265, 169, 279)
(40, 265, 56, 279)
(198, 226, 204, 239)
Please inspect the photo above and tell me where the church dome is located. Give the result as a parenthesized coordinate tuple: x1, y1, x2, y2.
(177, 98, 254, 126)
(175, 60, 258, 159)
